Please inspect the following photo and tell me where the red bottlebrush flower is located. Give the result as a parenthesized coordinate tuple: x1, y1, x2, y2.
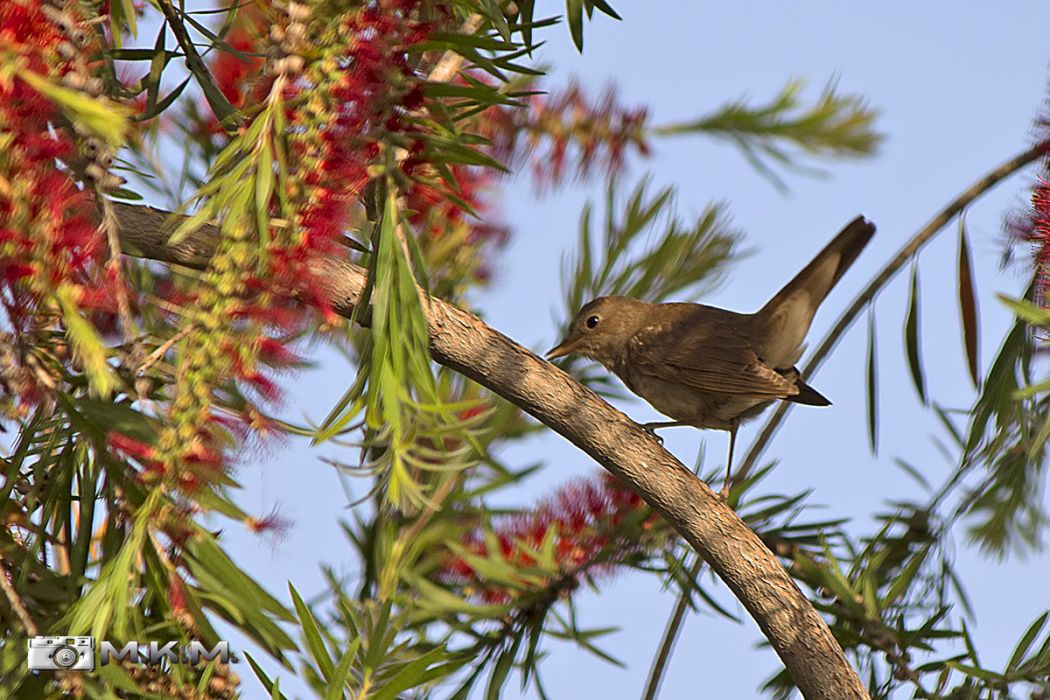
(75, 283, 119, 313)
(168, 573, 188, 614)
(107, 431, 157, 462)
(183, 441, 224, 469)
(256, 336, 302, 367)
(193, 2, 270, 133)
(176, 471, 200, 491)
(245, 509, 291, 542)
(0, 1, 123, 410)
(230, 302, 302, 331)
(243, 370, 282, 403)
(1027, 178, 1050, 306)
(209, 411, 252, 442)
(0, 264, 36, 283)
(212, 36, 267, 107)
(438, 472, 663, 605)
(282, 1, 438, 268)
(482, 80, 650, 189)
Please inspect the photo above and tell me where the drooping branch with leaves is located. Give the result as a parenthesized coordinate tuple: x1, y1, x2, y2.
(0, 1, 1047, 700)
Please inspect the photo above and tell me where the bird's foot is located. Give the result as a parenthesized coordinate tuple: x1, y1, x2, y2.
(638, 422, 666, 445)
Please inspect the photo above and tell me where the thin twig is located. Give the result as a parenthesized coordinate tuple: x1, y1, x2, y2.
(735, 142, 1048, 485)
(397, 471, 462, 545)
(100, 198, 139, 342)
(0, 554, 38, 636)
(156, 0, 239, 128)
(642, 556, 703, 700)
(137, 323, 196, 375)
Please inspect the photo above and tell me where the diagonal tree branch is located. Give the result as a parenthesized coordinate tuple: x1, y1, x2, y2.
(109, 201, 868, 699)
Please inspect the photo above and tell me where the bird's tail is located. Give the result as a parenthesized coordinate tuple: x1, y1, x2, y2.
(754, 216, 875, 365)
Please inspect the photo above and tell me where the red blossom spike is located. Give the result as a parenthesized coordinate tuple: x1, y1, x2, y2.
(256, 336, 302, 367)
(107, 431, 156, 462)
(481, 80, 650, 189)
(245, 509, 291, 542)
(1029, 178, 1050, 305)
(0, 0, 126, 411)
(438, 472, 663, 604)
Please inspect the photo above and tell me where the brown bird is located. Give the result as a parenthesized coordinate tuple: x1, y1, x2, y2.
(547, 216, 876, 497)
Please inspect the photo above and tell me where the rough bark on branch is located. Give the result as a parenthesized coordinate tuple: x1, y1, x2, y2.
(110, 201, 868, 700)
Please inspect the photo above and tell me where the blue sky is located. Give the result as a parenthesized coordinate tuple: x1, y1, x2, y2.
(206, 2, 1050, 697)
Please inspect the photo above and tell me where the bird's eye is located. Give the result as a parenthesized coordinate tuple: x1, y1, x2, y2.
(585, 315, 600, 329)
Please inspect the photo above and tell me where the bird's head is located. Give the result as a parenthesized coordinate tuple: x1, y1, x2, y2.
(547, 296, 651, 366)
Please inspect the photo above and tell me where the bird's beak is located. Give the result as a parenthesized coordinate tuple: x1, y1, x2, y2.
(546, 335, 581, 361)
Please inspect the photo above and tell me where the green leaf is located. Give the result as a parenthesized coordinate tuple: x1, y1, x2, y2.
(957, 219, 980, 387)
(108, 48, 183, 61)
(255, 137, 275, 257)
(323, 644, 358, 700)
(960, 618, 980, 664)
(94, 662, 143, 692)
(654, 79, 881, 187)
(64, 490, 161, 639)
(181, 534, 297, 663)
(588, 0, 621, 19)
(167, 200, 218, 248)
(158, 2, 240, 128)
(946, 662, 1005, 683)
(882, 545, 929, 607)
(142, 23, 173, 118)
(481, 0, 512, 41)
(866, 307, 878, 454)
(372, 648, 465, 700)
(112, 0, 137, 39)
(891, 458, 931, 491)
(566, 0, 585, 51)
(904, 262, 927, 404)
(402, 573, 508, 617)
(244, 652, 289, 700)
(1007, 611, 1047, 673)
(997, 293, 1050, 326)
(56, 285, 119, 398)
(70, 397, 157, 443)
(19, 70, 130, 147)
(289, 583, 335, 681)
(138, 76, 192, 123)
(486, 634, 522, 700)
(563, 0, 619, 51)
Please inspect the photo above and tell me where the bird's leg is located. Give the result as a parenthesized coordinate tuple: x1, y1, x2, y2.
(718, 424, 738, 500)
(638, 420, 687, 445)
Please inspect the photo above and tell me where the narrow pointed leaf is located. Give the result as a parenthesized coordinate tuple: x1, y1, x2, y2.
(957, 220, 980, 387)
(486, 634, 522, 700)
(323, 646, 358, 700)
(566, 0, 584, 51)
(866, 307, 878, 454)
(289, 584, 335, 680)
(904, 263, 927, 403)
(244, 652, 289, 700)
(1007, 612, 1048, 672)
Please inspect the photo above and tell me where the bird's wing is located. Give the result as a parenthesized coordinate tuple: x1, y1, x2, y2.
(627, 317, 797, 399)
